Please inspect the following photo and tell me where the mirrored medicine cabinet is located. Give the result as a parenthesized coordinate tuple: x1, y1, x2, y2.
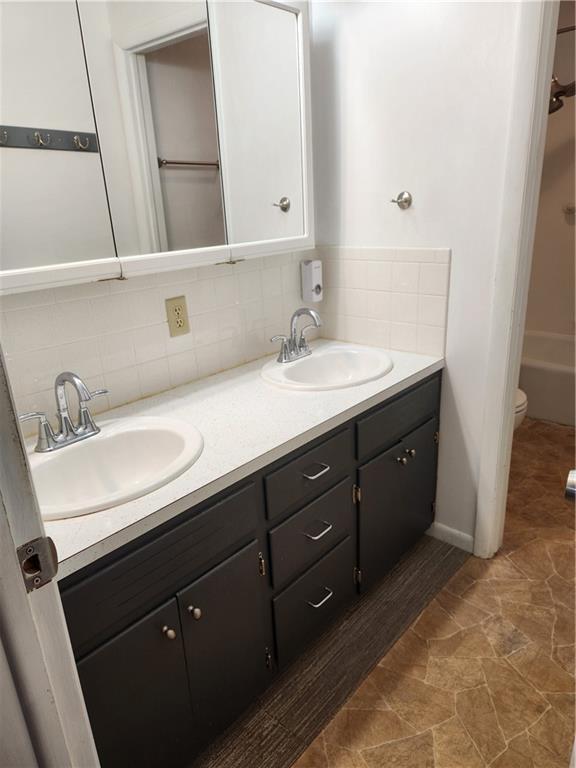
(0, 0, 313, 294)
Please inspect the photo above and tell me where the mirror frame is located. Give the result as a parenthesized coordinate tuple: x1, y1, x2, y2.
(0, 0, 314, 295)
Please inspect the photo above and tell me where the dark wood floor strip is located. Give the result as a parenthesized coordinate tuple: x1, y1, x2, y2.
(193, 535, 469, 768)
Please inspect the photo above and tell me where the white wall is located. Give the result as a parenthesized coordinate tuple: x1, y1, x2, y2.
(311, 1, 522, 545)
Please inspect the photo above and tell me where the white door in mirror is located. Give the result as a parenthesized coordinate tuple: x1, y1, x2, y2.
(261, 343, 394, 391)
(27, 417, 203, 520)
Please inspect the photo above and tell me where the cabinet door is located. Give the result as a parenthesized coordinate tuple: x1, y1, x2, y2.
(402, 418, 438, 533)
(357, 441, 407, 590)
(177, 541, 271, 746)
(77, 598, 193, 768)
(357, 418, 438, 591)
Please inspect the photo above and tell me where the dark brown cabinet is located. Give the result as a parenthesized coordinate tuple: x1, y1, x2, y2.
(77, 599, 193, 768)
(358, 417, 439, 590)
(62, 372, 442, 768)
(177, 541, 272, 748)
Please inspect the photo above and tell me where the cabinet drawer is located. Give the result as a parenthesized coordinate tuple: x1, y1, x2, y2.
(62, 483, 259, 658)
(356, 375, 440, 461)
(265, 429, 354, 521)
(273, 536, 356, 667)
(269, 478, 354, 589)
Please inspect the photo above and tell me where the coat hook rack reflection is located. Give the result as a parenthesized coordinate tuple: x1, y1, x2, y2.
(0, 125, 98, 153)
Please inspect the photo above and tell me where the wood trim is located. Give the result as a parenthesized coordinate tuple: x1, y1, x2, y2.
(474, 1, 560, 557)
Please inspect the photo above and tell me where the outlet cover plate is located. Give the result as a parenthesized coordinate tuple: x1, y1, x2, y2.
(165, 296, 190, 337)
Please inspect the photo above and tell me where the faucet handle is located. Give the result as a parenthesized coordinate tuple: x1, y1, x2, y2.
(79, 387, 109, 404)
(77, 388, 109, 434)
(19, 410, 48, 424)
(271, 334, 292, 364)
(19, 412, 57, 453)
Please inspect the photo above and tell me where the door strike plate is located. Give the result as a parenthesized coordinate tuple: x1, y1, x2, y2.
(17, 536, 58, 592)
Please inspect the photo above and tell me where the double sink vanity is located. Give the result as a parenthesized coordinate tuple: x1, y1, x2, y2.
(3, 1, 448, 765)
(23, 321, 443, 768)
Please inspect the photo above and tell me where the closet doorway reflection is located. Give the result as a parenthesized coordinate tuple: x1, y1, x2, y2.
(145, 32, 226, 252)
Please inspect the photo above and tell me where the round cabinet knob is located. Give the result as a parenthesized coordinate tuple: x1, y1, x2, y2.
(162, 625, 177, 640)
(396, 456, 408, 466)
(187, 606, 202, 620)
(405, 448, 417, 458)
(273, 197, 291, 212)
(390, 191, 412, 210)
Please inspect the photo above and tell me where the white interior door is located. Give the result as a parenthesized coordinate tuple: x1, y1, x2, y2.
(208, 0, 304, 244)
(0, 348, 99, 767)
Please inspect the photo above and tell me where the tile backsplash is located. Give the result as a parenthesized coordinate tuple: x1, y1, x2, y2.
(0, 246, 450, 436)
(319, 246, 450, 356)
(0, 252, 308, 433)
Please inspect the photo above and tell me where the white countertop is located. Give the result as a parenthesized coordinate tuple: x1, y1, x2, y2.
(45, 342, 443, 580)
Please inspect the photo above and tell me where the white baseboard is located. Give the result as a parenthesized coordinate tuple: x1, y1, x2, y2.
(427, 521, 474, 553)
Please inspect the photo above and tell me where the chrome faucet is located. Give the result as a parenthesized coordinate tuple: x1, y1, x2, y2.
(20, 371, 108, 452)
(271, 308, 322, 363)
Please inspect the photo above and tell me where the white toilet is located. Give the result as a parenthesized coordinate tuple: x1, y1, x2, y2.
(514, 388, 528, 430)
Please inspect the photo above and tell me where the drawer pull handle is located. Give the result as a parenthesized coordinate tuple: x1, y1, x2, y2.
(307, 587, 334, 609)
(304, 520, 333, 541)
(302, 463, 331, 481)
(187, 606, 202, 620)
(396, 457, 408, 466)
(162, 625, 177, 640)
(405, 448, 417, 458)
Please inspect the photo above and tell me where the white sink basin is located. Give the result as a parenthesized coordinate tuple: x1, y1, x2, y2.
(261, 343, 394, 391)
(28, 417, 203, 520)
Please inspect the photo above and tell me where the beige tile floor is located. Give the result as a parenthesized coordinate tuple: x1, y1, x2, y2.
(293, 418, 575, 767)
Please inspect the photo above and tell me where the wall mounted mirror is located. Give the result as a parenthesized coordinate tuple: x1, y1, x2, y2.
(0, 0, 313, 293)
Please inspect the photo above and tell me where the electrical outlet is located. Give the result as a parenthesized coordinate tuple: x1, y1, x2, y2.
(165, 296, 190, 337)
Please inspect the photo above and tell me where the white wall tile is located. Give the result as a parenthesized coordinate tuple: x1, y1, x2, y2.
(98, 331, 136, 373)
(1, 248, 450, 426)
(417, 324, 445, 356)
(391, 263, 419, 293)
(188, 279, 217, 315)
(138, 358, 170, 398)
(191, 311, 220, 347)
(418, 294, 448, 327)
(238, 271, 262, 304)
(364, 261, 392, 291)
(261, 266, 283, 298)
(90, 294, 130, 335)
(213, 275, 238, 308)
(419, 263, 450, 296)
(59, 340, 103, 380)
(168, 351, 198, 388)
(2, 305, 57, 352)
(53, 299, 96, 344)
(322, 246, 451, 357)
(390, 322, 418, 352)
(391, 293, 418, 324)
(195, 342, 221, 379)
(104, 367, 141, 408)
(132, 324, 167, 364)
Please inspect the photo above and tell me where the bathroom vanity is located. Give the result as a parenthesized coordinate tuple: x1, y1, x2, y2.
(57, 366, 441, 768)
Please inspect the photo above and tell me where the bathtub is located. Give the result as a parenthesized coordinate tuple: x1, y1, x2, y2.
(520, 331, 575, 426)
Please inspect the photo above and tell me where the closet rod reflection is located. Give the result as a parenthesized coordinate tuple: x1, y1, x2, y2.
(157, 157, 220, 169)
